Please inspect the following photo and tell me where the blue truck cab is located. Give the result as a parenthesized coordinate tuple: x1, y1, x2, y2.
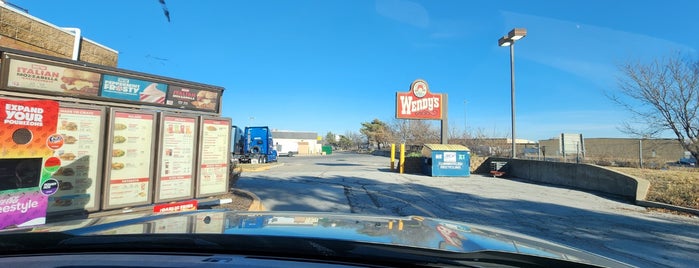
(232, 126, 277, 163)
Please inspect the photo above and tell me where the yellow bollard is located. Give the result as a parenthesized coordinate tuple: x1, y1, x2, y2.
(399, 144, 405, 174)
(390, 144, 396, 170)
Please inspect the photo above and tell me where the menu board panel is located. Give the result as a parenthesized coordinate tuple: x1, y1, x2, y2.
(101, 75, 167, 104)
(7, 59, 101, 96)
(48, 106, 105, 213)
(104, 110, 155, 208)
(166, 86, 220, 112)
(196, 118, 231, 197)
(156, 115, 197, 201)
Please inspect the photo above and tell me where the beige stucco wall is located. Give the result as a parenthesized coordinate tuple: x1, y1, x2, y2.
(0, 4, 118, 66)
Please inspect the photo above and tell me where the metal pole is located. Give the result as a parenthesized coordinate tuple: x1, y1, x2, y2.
(639, 139, 643, 168)
(510, 43, 516, 158)
(441, 94, 449, 144)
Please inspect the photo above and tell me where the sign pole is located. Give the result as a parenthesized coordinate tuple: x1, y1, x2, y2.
(441, 94, 448, 144)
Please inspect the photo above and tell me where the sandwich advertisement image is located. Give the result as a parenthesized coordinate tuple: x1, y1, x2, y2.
(6, 59, 101, 96)
(0, 99, 60, 230)
(101, 75, 167, 104)
(166, 86, 220, 112)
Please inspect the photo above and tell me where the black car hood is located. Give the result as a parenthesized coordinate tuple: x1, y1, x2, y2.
(13, 210, 632, 267)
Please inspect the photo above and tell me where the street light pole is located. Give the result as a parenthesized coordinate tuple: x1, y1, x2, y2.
(509, 43, 516, 159)
(498, 28, 526, 159)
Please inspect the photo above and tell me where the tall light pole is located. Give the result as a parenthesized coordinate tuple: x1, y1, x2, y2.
(498, 28, 526, 158)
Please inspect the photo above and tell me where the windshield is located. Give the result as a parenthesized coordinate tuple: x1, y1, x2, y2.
(1, 1, 698, 268)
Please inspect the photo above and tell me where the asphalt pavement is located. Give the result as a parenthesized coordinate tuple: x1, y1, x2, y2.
(236, 152, 699, 268)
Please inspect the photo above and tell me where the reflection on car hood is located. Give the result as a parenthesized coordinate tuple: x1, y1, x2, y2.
(24, 210, 630, 267)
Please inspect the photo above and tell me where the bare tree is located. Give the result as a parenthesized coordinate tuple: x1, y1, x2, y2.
(389, 119, 439, 145)
(344, 131, 365, 150)
(612, 54, 699, 159)
(465, 128, 510, 157)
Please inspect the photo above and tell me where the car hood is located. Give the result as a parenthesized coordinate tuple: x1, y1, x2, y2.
(15, 210, 631, 267)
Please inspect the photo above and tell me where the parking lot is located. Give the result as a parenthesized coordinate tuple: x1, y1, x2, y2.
(237, 152, 699, 268)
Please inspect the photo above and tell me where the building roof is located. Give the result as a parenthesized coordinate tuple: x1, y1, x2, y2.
(272, 131, 317, 140)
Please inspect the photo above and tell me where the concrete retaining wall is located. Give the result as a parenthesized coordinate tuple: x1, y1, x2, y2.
(482, 157, 650, 201)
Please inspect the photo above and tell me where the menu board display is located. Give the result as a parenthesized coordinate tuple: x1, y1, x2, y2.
(104, 111, 155, 208)
(48, 107, 104, 213)
(197, 118, 231, 197)
(7, 59, 101, 96)
(156, 115, 197, 201)
(166, 86, 219, 112)
(101, 75, 167, 104)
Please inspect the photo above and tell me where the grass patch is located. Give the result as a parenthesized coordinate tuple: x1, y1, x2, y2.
(610, 167, 699, 209)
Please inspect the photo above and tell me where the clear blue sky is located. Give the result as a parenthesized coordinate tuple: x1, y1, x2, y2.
(10, 0, 699, 140)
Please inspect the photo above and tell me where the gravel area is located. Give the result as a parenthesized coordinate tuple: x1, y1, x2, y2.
(206, 189, 254, 211)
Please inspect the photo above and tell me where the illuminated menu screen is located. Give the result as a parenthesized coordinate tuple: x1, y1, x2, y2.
(157, 116, 196, 200)
(48, 107, 103, 213)
(106, 111, 154, 207)
(198, 119, 230, 196)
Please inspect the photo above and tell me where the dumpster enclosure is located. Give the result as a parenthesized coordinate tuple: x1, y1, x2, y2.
(421, 144, 470, 177)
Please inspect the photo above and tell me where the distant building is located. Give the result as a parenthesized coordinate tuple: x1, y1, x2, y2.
(272, 130, 321, 156)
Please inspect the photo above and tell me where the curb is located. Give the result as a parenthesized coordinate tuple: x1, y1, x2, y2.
(636, 200, 699, 216)
(239, 162, 285, 172)
(234, 189, 266, 211)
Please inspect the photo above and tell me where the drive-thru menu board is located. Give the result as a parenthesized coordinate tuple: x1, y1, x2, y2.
(48, 106, 105, 213)
(196, 118, 231, 197)
(103, 110, 156, 209)
(155, 115, 197, 202)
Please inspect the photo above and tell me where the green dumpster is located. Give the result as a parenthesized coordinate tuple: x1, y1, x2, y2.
(322, 145, 333, 155)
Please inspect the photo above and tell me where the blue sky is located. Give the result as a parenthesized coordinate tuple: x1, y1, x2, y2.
(10, 0, 699, 140)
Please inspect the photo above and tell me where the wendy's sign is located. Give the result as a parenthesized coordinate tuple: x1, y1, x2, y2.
(396, 79, 444, 120)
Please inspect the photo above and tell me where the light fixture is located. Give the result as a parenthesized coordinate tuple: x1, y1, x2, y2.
(508, 28, 527, 41)
(497, 28, 527, 158)
(498, 36, 512, 47)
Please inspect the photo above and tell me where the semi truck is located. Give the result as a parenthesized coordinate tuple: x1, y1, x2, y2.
(231, 126, 277, 164)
